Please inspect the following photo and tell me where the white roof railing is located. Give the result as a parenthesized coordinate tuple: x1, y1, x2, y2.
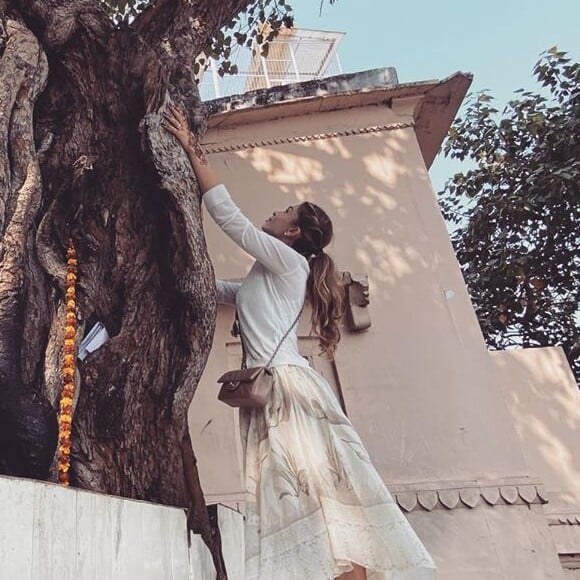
(197, 28, 345, 100)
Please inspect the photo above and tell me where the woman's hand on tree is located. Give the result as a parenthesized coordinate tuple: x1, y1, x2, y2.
(163, 103, 191, 148)
(162, 103, 218, 191)
(163, 103, 208, 167)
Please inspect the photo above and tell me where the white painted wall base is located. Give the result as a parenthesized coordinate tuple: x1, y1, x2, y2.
(0, 476, 244, 580)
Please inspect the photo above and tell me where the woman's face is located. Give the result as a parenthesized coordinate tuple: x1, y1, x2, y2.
(262, 204, 302, 241)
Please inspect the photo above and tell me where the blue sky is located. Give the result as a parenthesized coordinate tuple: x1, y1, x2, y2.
(290, 0, 580, 192)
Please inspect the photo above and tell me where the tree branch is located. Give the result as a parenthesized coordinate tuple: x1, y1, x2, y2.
(135, 0, 255, 49)
(13, 0, 112, 49)
(0, 18, 48, 364)
(0, 15, 57, 480)
(131, 0, 257, 197)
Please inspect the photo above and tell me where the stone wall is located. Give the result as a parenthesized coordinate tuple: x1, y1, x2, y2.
(0, 476, 242, 579)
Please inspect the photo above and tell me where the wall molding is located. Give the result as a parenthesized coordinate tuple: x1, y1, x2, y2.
(547, 513, 580, 526)
(559, 554, 580, 571)
(203, 121, 415, 154)
(387, 477, 549, 512)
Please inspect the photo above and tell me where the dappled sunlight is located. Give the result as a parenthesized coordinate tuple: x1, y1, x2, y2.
(363, 185, 399, 211)
(240, 148, 325, 184)
(363, 151, 400, 190)
(316, 137, 352, 160)
(218, 128, 455, 318)
(355, 238, 422, 284)
(211, 110, 578, 374)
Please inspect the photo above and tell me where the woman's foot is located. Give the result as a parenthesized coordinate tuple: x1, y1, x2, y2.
(337, 563, 367, 579)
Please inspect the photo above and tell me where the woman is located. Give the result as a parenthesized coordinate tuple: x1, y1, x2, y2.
(163, 104, 437, 580)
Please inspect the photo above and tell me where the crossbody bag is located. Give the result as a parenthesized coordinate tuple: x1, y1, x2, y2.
(217, 306, 303, 408)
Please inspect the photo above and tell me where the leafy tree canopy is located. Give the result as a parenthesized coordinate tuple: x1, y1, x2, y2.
(100, 0, 337, 77)
(439, 48, 580, 382)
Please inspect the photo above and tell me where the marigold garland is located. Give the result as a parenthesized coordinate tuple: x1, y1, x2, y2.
(57, 240, 78, 486)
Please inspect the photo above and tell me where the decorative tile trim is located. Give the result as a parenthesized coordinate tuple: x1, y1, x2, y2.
(202, 122, 415, 154)
(547, 513, 580, 526)
(388, 479, 549, 512)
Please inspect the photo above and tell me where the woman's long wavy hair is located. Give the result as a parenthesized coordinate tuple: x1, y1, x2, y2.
(292, 202, 344, 357)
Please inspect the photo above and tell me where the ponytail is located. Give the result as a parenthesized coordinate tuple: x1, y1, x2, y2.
(294, 202, 345, 357)
(306, 251, 345, 357)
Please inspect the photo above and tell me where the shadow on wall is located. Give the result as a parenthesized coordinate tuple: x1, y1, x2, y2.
(208, 123, 485, 362)
(212, 127, 443, 307)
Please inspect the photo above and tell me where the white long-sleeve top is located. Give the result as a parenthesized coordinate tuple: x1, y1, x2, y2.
(203, 184, 311, 369)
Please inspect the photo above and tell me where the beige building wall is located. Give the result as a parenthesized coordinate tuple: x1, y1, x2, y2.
(188, 75, 580, 578)
(490, 347, 580, 577)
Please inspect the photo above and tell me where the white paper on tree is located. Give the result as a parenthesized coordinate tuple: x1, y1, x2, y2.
(78, 321, 110, 361)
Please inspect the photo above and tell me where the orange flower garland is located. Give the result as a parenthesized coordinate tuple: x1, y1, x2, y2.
(57, 239, 78, 486)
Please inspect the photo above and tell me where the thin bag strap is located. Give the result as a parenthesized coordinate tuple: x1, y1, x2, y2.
(234, 311, 249, 370)
(236, 304, 304, 369)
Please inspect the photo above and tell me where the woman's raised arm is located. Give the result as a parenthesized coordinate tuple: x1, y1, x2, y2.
(163, 105, 306, 277)
(163, 104, 220, 194)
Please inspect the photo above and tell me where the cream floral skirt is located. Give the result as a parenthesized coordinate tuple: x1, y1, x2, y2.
(239, 364, 437, 580)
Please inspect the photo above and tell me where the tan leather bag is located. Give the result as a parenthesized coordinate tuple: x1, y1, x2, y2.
(217, 307, 303, 408)
(217, 366, 274, 408)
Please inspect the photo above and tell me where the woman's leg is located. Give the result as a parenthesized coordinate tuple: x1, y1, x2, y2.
(337, 563, 367, 579)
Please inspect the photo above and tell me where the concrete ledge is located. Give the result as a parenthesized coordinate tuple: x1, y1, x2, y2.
(0, 476, 244, 580)
(205, 67, 399, 117)
(204, 67, 472, 170)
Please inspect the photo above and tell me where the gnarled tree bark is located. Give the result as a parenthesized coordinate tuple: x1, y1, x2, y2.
(0, 1, 253, 576)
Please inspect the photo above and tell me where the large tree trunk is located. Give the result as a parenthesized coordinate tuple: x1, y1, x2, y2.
(0, 0, 252, 576)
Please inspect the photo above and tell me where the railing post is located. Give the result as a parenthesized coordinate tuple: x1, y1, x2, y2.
(210, 58, 222, 98)
(260, 55, 271, 88)
(335, 52, 343, 75)
(288, 42, 301, 82)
